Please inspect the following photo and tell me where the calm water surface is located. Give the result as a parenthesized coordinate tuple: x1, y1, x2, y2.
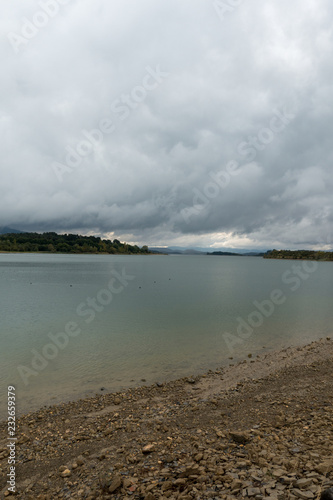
(0, 253, 332, 417)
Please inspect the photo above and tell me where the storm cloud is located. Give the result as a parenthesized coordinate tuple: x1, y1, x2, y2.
(1, 0, 332, 249)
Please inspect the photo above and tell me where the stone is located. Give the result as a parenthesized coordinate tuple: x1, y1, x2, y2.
(123, 478, 134, 488)
(142, 443, 156, 453)
(296, 478, 313, 489)
(161, 480, 173, 491)
(108, 475, 122, 493)
(231, 479, 243, 490)
(187, 378, 196, 384)
(292, 489, 314, 499)
(247, 487, 261, 496)
(175, 478, 186, 485)
(315, 461, 333, 475)
(60, 469, 71, 478)
(76, 455, 85, 466)
(179, 467, 199, 478)
(321, 489, 333, 500)
(229, 431, 251, 444)
(144, 494, 155, 500)
(280, 476, 296, 485)
(271, 469, 287, 478)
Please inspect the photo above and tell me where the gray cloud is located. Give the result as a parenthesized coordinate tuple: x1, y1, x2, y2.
(1, 0, 332, 249)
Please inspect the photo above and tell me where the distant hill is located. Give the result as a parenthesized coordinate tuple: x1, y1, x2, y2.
(172, 246, 268, 254)
(208, 251, 241, 256)
(149, 247, 185, 254)
(149, 246, 268, 255)
(149, 247, 264, 256)
(149, 247, 205, 255)
(0, 226, 23, 235)
(0, 232, 151, 255)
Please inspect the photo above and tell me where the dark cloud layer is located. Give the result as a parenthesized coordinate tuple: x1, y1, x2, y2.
(1, 0, 332, 249)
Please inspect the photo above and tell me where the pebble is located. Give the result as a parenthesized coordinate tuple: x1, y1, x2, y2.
(142, 443, 156, 453)
(60, 468, 71, 478)
(229, 431, 251, 444)
(108, 475, 122, 493)
(292, 488, 314, 499)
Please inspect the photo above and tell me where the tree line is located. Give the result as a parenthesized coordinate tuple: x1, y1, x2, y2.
(0, 232, 151, 255)
(264, 249, 333, 261)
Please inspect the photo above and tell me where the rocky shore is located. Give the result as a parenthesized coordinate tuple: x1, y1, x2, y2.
(1, 337, 333, 499)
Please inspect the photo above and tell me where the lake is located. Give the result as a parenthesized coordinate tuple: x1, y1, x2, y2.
(0, 253, 332, 418)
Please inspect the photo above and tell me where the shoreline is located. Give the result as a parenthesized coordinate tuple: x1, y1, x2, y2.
(1, 336, 332, 420)
(3, 334, 331, 422)
(1, 336, 332, 424)
(0, 251, 155, 256)
(1, 337, 332, 498)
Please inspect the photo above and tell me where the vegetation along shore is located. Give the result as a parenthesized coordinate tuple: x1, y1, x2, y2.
(0, 233, 151, 255)
(263, 250, 333, 261)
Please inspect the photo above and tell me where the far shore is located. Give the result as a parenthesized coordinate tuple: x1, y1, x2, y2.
(0, 251, 161, 256)
(1, 250, 333, 261)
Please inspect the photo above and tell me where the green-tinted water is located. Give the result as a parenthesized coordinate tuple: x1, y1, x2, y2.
(0, 253, 332, 417)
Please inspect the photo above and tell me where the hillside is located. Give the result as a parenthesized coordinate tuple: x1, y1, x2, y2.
(0, 232, 150, 255)
(0, 226, 22, 235)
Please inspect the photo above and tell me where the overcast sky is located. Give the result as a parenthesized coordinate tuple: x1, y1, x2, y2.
(1, 0, 332, 249)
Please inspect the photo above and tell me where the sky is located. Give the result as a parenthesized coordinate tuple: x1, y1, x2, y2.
(1, 0, 333, 250)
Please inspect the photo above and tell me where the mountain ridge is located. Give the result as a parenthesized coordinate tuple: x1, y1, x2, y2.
(0, 226, 23, 234)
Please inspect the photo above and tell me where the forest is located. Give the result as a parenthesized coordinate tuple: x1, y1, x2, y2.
(264, 249, 333, 261)
(0, 232, 151, 254)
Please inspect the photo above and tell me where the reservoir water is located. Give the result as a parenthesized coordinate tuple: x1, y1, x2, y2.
(0, 253, 332, 418)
